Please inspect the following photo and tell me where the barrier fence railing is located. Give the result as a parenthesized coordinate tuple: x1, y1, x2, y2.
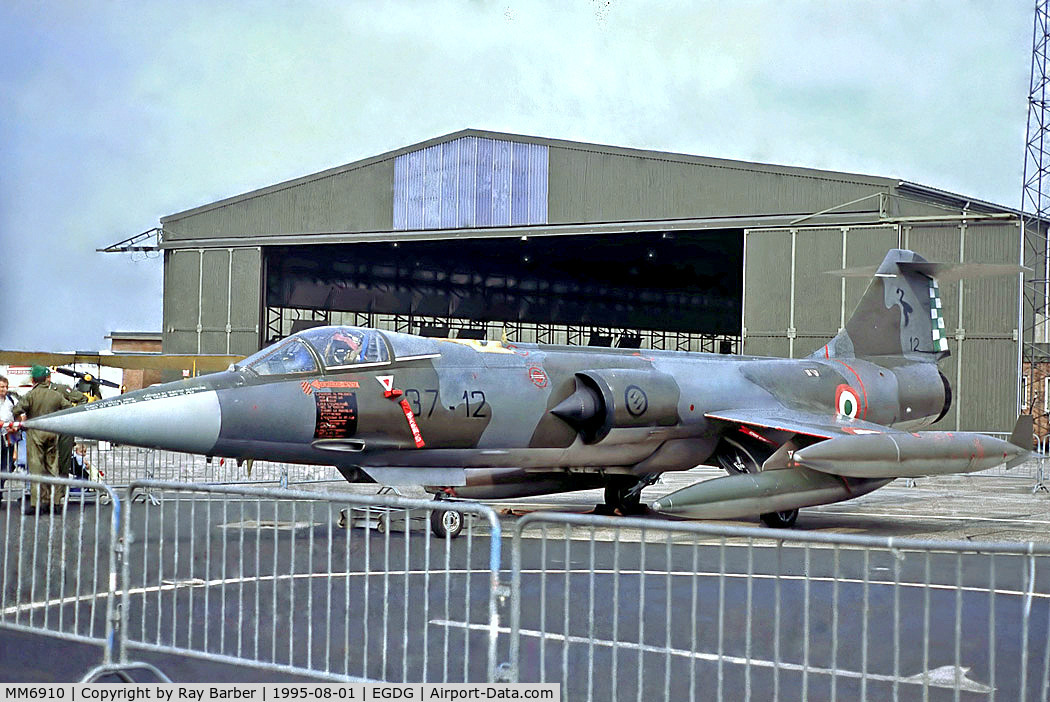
(2, 468, 1050, 692)
(0, 472, 122, 668)
(509, 512, 1050, 701)
(115, 481, 504, 683)
(83, 443, 340, 489)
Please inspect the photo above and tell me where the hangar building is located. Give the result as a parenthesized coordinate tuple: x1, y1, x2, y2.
(153, 129, 1025, 432)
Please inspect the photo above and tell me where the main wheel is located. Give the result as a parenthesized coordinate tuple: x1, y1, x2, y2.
(715, 436, 801, 529)
(604, 477, 643, 514)
(760, 509, 799, 528)
(430, 507, 463, 539)
(715, 436, 767, 475)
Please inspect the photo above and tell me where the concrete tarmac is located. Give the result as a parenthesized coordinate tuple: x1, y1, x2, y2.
(0, 465, 1048, 698)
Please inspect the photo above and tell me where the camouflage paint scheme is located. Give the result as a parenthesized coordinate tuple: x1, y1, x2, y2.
(26, 250, 1029, 526)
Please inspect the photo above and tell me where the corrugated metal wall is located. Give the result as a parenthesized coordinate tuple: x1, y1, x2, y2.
(162, 162, 394, 240)
(547, 148, 890, 224)
(163, 248, 261, 355)
(742, 225, 899, 360)
(743, 222, 1021, 431)
(392, 136, 548, 230)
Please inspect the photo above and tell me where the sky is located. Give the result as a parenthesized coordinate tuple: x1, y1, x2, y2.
(0, 1, 1036, 351)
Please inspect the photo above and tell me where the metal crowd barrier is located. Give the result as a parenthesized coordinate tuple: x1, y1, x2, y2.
(0, 472, 122, 669)
(115, 481, 504, 683)
(508, 512, 1050, 701)
(85, 443, 340, 488)
(3, 468, 1050, 693)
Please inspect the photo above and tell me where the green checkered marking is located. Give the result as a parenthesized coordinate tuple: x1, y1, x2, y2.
(929, 279, 948, 352)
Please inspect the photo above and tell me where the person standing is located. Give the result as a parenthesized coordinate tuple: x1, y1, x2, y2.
(0, 375, 17, 494)
(70, 442, 92, 480)
(45, 376, 87, 481)
(12, 366, 73, 514)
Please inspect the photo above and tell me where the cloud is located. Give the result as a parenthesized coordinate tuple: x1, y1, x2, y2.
(0, 0, 1036, 350)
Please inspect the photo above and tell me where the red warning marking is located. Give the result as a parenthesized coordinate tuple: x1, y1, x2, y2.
(313, 380, 360, 389)
(528, 366, 549, 388)
(738, 425, 777, 446)
(399, 398, 425, 448)
(377, 376, 394, 392)
(303, 379, 360, 394)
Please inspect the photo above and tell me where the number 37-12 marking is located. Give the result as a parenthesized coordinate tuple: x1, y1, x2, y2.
(403, 389, 489, 418)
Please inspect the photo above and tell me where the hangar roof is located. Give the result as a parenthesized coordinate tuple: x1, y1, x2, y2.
(157, 128, 1022, 249)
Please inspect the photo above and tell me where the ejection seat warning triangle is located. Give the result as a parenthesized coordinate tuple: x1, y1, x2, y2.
(377, 376, 394, 392)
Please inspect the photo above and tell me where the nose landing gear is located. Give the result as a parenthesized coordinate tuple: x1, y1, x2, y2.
(430, 495, 464, 539)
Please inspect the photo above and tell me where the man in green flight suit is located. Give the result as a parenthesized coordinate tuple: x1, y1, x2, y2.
(12, 366, 75, 514)
(46, 374, 88, 484)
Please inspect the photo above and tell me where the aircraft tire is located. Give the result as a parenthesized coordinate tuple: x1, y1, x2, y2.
(715, 436, 770, 475)
(604, 477, 642, 514)
(430, 507, 463, 539)
(760, 509, 799, 528)
(718, 436, 801, 528)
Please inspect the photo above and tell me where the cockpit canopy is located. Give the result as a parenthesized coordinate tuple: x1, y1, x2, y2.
(238, 326, 392, 376)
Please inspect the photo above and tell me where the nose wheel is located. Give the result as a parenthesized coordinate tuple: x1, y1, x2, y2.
(430, 496, 464, 539)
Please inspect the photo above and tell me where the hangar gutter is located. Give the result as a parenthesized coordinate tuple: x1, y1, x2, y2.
(159, 212, 879, 250)
(159, 210, 1015, 250)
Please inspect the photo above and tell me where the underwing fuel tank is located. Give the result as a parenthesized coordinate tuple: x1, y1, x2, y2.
(651, 468, 890, 519)
(790, 431, 1029, 478)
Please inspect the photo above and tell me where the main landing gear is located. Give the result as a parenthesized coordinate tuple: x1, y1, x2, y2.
(714, 436, 799, 529)
(603, 475, 656, 515)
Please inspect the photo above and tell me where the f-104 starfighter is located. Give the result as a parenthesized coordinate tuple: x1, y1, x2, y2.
(26, 249, 1030, 532)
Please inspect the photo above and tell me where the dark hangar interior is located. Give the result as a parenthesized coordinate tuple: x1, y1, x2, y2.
(149, 129, 1026, 431)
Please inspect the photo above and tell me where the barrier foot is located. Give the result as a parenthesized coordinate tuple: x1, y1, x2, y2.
(1033, 481, 1049, 494)
(80, 661, 172, 683)
(129, 486, 162, 505)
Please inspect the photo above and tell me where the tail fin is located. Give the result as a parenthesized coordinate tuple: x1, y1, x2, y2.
(816, 249, 1024, 363)
(817, 249, 947, 362)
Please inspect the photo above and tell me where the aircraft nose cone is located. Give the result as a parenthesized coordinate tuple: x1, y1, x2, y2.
(25, 388, 222, 454)
(551, 386, 601, 423)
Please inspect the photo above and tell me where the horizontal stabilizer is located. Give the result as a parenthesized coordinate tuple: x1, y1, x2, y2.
(828, 261, 1027, 282)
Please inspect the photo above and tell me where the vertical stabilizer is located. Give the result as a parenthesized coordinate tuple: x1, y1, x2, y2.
(817, 249, 947, 363)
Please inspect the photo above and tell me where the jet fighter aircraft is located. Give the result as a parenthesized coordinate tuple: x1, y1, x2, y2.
(25, 249, 1030, 533)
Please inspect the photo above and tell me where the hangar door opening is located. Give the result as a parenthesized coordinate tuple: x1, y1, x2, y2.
(743, 222, 1021, 432)
(264, 229, 743, 352)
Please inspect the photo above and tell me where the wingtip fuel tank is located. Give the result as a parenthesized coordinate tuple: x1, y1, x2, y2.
(789, 431, 1030, 479)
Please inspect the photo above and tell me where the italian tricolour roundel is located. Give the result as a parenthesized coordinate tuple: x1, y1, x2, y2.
(835, 384, 861, 419)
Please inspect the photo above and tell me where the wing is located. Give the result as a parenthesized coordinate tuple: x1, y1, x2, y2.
(705, 407, 904, 439)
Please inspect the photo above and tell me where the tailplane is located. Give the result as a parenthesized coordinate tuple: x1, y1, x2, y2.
(816, 249, 1023, 363)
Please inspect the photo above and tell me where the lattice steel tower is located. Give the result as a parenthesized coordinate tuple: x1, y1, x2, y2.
(1021, 0, 1050, 414)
